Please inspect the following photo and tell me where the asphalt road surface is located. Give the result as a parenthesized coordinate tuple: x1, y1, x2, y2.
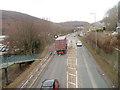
(32, 33, 110, 88)
(74, 36, 109, 88)
(33, 53, 67, 88)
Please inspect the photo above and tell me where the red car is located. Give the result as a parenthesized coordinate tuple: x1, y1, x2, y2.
(41, 79, 59, 90)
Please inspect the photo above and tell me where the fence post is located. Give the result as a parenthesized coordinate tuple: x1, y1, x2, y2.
(19, 63, 22, 70)
(4, 68, 9, 85)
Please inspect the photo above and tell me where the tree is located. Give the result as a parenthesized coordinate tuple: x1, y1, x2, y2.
(101, 5, 118, 30)
(8, 18, 41, 54)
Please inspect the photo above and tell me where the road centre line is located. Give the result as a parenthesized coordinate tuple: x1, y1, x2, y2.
(67, 59, 68, 66)
(68, 82, 76, 85)
(68, 67, 76, 70)
(68, 73, 76, 76)
(68, 63, 76, 65)
(76, 70, 78, 88)
(67, 39, 78, 88)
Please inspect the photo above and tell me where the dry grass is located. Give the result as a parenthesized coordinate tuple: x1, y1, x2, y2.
(6, 46, 48, 88)
(39, 46, 48, 59)
(86, 33, 118, 53)
(78, 35, 118, 87)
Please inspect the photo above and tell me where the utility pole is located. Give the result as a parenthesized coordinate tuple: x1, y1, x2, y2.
(118, 1, 120, 26)
(91, 13, 97, 52)
(4, 68, 9, 85)
(0, 10, 2, 36)
(118, 1, 120, 90)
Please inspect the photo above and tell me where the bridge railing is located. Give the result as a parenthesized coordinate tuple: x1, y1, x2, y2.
(0, 54, 40, 69)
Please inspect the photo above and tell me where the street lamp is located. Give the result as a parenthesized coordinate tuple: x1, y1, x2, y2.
(91, 13, 97, 52)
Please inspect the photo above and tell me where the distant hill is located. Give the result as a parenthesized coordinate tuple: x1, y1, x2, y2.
(2, 10, 51, 35)
(1, 10, 73, 36)
(1, 10, 89, 36)
(58, 21, 89, 28)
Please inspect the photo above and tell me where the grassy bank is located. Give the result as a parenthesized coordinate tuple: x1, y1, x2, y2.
(78, 35, 118, 87)
(39, 46, 48, 59)
(6, 46, 48, 88)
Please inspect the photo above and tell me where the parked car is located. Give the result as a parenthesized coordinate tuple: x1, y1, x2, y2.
(76, 41, 82, 47)
(0, 46, 5, 51)
(112, 31, 118, 35)
(1, 47, 6, 52)
(41, 79, 59, 90)
(0, 46, 4, 51)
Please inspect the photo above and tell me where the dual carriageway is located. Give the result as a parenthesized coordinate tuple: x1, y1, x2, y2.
(1, 33, 111, 88)
(22, 34, 110, 88)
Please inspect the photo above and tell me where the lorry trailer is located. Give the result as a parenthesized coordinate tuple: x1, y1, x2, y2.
(55, 36, 67, 55)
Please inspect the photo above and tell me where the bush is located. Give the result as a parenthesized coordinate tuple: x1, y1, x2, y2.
(96, 29, 104, 32)
(86, 33, 118, 53)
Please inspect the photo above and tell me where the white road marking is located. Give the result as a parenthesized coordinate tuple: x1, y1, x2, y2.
(76, 70, 78, 88)
(67, 71, 68, 88)
(29, 75, 33, 79)
(21, 74, 34, 88)
(68, 73, 76, 76)
(68, 82, 76, 85)
(67, 38, 78, 88)
(67, 59, 68, 66)
(21, 80, 28, 88)
(76, 58, 78, 88)
(20, 51, 54, 88)
(32, 76, 38, 85)
(36, 68, 38, 72)
(68, 67, 76, 70)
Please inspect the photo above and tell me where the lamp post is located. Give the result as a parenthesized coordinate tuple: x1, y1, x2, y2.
(91, 13, 97, 52)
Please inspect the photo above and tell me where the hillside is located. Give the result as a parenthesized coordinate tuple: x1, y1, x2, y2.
(1, 10, 72, 35)
(58, 21, 89, 28)
(1, 10, 90, 36)
(1, 10, 74, 55)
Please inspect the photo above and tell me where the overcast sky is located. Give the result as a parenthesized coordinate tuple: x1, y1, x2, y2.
(0, 0, 119, 23)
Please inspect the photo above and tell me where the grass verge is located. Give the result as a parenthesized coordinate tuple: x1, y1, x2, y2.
(6, 46, 48, 88)
(39, 46, 48, 59)
(78, 36, 118, 87)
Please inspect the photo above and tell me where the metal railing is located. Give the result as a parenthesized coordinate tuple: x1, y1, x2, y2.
(0, 54, 40, 69)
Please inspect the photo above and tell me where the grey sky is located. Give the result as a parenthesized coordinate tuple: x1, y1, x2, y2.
(0, 0, 119, 23)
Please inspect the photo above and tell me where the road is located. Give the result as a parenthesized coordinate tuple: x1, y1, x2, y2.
(33, 53, 67, 88)
(75, 36, 109, 88)
(32, 33, 110, 88)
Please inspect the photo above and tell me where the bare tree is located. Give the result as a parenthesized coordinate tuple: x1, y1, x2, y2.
(7, 18, 41, 54)
(101, 5, 118, 30)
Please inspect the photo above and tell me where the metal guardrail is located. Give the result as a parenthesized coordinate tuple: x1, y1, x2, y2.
(0, 54, 40, 69)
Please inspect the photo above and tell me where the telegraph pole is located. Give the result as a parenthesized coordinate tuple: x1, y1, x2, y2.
(91, 13, 97, 52)
(118, 1, 120, 89)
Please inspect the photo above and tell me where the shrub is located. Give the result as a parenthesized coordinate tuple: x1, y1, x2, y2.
(86, 33, 117, 53)
(96, 29, 104, 32)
